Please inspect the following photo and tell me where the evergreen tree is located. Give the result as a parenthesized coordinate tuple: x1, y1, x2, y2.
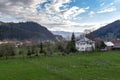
(39, 42, 44, 53)
(27, 48, 32, 57)
(70, 32, 77, 52)
(100, 41, 106, 49)
(65, 32, 77, 54)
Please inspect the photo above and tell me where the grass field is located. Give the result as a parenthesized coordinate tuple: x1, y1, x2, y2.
(0, 51, 120, 80)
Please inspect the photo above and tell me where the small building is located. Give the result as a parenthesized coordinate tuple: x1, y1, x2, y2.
(103, 40, 120, 50)
(76, 37, 95, 51)
(104, 41, 114, 50)
(111, 40, 120, 50)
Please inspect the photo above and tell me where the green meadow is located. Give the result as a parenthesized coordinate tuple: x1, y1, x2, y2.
(0, 51, 120, 80)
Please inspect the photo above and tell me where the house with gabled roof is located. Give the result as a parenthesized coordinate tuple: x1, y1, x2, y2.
(76, 36, 95, 51)
(111, 40, 120, 50)
(103, 40, 120, 50)
(104, 41, 114, 50)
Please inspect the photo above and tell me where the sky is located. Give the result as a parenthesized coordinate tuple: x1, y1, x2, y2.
(0, 0, 120, 32)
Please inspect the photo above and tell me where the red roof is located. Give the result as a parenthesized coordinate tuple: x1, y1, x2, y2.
(111, 40, 120, 48)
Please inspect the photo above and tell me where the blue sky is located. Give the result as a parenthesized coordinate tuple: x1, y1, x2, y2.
(0, 0, 120, 32)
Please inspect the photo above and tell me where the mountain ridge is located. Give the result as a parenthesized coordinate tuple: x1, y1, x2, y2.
(0, 21, 56, 41)
(89, 20, 120, 39)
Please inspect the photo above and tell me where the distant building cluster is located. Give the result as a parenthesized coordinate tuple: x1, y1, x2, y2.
(0, 40, 32, 47)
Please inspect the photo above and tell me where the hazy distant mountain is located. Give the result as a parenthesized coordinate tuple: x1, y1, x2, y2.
(89, 20, 120, 39)
(52, 31, 82, 40)
(54, 35, 65, 41)
(0, 21, 56, 41)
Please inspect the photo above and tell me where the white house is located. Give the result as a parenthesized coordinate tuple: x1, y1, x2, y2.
(104, 41, 114, 50)
(76, 37, 95, 51)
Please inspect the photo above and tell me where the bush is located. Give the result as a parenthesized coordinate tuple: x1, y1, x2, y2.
(0, 44, 15, 59)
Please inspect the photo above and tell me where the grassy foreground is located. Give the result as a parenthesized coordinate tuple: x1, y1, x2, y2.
(0, 51, 120, 80)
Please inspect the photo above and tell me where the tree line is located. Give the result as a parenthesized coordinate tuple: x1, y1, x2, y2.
(0, 33, 78, 59)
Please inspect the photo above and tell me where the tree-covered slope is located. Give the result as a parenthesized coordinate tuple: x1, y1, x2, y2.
(90, 20, 120, 39)
(0, 22, 56, 41)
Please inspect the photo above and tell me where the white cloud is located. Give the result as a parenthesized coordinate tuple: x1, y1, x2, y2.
(97, 7, 116, 13)
(97, 1, 117, 14)
(39, 0, 47, 4)
(0, 0, 58, 23)
(51, 0, 72, 12)
(63, 6, 86, 19)
(47, 22, 105, 32)
(89, 11, 95, 17)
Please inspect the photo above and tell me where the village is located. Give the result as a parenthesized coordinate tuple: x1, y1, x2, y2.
(0, 32, 120, 55)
